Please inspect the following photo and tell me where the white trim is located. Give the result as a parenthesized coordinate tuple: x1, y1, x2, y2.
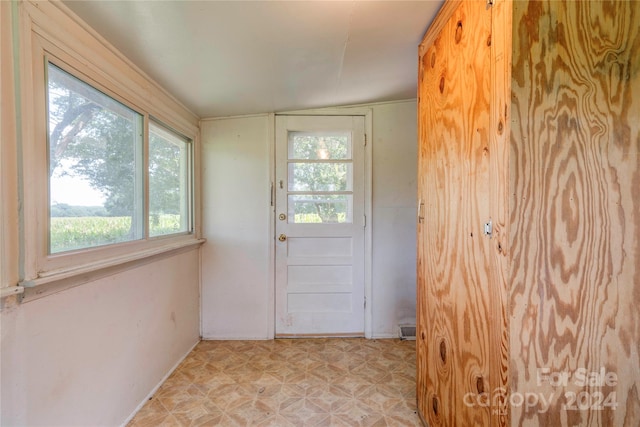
(0, 1, 7, 291)
(198, 238, 203, 338)
(201, 335, 275, 341)
(270, 111, 373, 338)
(20, 239, 205, 304)
(196, 119, 205, 339)
(363, 110, 373, 339)
(267, 113, 276, 338)
(278, 100, 414, 116)
(23, 238, 206, 286)
(200, 112, 271, 122)
(372, 333, 401, 339)
(7, 0, 23, 298)
(200, 98, 418, 122)
(0, 286, 25, 299)
(338, 98, 417, 109)
(199, 101, 416, 122)
(119, 339, 200, 427)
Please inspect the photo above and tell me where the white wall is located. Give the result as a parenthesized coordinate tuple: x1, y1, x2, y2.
(368, 101, 418, 336)
(0, 3, 201, 425)
(1, 250, 201, 426)
(200, 100, 417, 339)
(201, 115, 273, 339)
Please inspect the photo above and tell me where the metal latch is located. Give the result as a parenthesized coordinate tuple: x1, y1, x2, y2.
(484, 220, 493, 238)
(417, 198, 425, 223)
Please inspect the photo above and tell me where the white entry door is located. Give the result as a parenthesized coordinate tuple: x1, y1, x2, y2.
(275, 115, 366, 337)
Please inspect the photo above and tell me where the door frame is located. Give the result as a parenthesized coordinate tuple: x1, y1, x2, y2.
(266, 108, 373, 339)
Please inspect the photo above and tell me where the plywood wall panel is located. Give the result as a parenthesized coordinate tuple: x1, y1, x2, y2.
(489, 1, 513, 424)
(510, 1, 640, 425)
(417, 1, 496, 425)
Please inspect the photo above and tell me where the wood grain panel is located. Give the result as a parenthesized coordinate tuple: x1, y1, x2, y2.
(489, 1, 513, 424)
(417, 1, 495, 425)
(510, 1, 640, 425)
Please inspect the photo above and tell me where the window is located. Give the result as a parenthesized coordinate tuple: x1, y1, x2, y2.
(149, 121, 191, 237)
(46, 62, 193, 254)
(287, 131, 353, 224)
(17, 1, 200, 291)
(47, 63, 144, 253)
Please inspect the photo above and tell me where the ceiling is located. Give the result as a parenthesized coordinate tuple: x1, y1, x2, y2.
(62, 1, 443, 118)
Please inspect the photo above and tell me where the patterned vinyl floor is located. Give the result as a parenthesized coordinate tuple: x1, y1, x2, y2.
(128, 338, 421, 426)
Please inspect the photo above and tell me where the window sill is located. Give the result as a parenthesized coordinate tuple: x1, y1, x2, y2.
(19, 237, 206, 303)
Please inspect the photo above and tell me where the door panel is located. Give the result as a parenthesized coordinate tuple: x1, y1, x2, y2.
(417, 1, 494, 425)
(275, 115, 365, 337)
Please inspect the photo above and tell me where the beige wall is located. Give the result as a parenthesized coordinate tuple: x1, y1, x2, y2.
(1, 251, 201, 426)
(1, 5, 418, 427)
(201, 115, 273, 339)
(200, 100, 417, 339)
(0, 3, 201, 425)
(368, 101, 418, 335)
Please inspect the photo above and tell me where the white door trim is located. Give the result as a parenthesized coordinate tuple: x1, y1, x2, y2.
(267, 109, 373, 339)
(266, 113, 276, 339)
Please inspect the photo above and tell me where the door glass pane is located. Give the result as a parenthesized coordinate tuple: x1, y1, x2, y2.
(48, 63, 143, 253)
(289, 132, 351, 160)
(149, 121, 191, 237)
(288, 162, 353, 192)
(288, 195, 353, 224)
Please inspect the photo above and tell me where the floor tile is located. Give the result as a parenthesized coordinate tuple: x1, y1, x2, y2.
(128, 339, 420, 426)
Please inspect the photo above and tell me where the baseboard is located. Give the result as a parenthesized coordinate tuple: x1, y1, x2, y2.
(202, 335, 400, 340)
(201, 335, 273, 340)
(371, 333, 399, 339)
(120, 339, 200, 427)
(276, 332, 364, 338)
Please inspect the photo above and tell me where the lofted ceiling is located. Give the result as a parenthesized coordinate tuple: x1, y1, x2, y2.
(62, 0, 443, 118)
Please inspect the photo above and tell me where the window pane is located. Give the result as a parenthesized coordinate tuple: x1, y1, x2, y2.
(288, 195, 353, 224)
(149, 121, 191, 237)
(288, 162, 353, 192)
(289, 132, 351, 160)
(48, 63, 143, 253)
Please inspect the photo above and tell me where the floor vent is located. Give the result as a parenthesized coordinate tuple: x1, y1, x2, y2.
(399, 325, 416, 341)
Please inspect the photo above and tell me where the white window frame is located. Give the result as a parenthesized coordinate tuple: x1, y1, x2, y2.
(17, 1, 202, 295)
(46, 58, 148, 254)
(148, 118, 194, 238)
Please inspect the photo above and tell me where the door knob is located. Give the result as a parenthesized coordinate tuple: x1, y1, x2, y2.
(279, 213, 286, 221)
(278, 234, 287, 242)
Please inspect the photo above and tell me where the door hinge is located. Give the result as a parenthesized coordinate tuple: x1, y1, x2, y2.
(363, 214, 367, 228)
(364, 296, 367, 309)
(364, 134, 367, 147)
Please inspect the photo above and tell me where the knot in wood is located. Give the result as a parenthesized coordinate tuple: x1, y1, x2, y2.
(455, 21, 463, 43)
(439, 340, 447, 363)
